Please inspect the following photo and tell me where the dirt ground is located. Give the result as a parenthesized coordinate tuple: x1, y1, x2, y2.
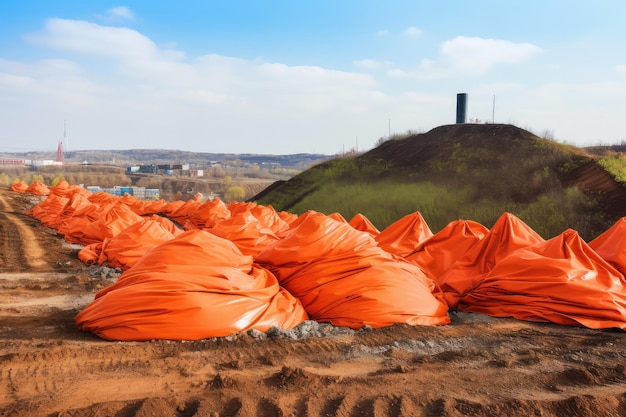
(2, 188, 626, 417)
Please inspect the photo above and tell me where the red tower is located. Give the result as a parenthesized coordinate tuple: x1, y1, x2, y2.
(56, 141, 65, 165)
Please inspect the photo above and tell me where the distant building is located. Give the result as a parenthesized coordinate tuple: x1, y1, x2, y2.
(0, 159, 28, 165)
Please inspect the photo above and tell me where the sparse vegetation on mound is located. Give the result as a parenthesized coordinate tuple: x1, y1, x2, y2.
(254, 124, 626, 240)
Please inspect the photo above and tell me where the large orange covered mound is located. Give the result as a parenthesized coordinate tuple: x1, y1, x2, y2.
(75, 230, 308, 340)
(256, 211, 450, 328)
(458, 229, 626, 329)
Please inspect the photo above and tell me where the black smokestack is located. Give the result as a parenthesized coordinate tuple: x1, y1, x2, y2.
(456, 93, 467, 124)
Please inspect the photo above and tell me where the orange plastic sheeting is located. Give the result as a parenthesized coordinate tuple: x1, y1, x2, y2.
(277, 210, 298, 226)
(167, 199, 202, 228)
(458, 229, 626, 330)
(26, 181, 50, 196)
(436, 213, 544, 309)
(9, 181, 28, 192)
(27, 194, 70, 228)
(210, 211, 280, 257)
(88, 191, 119, 205)
(227, 201, 258, 217)
(590, 217, 626, 276)
(348, 213, 380, 236)
(405, 219, 489, 280)
(161, 200, 186, 216)
(76, 202, 145, 245)
(256, 211, 450, 329)
(119, 195, 168, 216)
(56, 196, 117, 243)
(248, 204, 291, 235)
(75, 230, 308, 340)
(144, 214, 183, 236)
(185, 198, 231, 230)
(78, 218, 179, 270)
(49, 181, 91, 199)
(375, 212, 433, 258)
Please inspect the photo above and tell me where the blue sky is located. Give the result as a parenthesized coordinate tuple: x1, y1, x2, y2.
(1, 1, 625, 154)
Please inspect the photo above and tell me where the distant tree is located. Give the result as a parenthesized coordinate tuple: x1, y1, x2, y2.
(51, 174, 65, 187)
(31, 174, 44, 184)
(0, 173, 10, 186)
(224, 186, 245, 202)
(223, 175, 232, 185)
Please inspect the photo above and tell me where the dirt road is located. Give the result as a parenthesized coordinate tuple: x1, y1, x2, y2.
(2, 188, 626, 416)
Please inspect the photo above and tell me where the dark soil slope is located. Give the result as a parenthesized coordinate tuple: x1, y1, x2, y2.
(254, 124, 626, 238)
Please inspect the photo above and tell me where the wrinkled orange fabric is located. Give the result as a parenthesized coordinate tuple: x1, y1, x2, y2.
(249, 204, 291, 235)
(78, 218, 178, 270)
(75, 230, 308, 340)
(405, 219, 489, 280)
(77, 202, 144, 245)
(458, 229, 626, 329)
(348, 213, 380, 236)
(375, 212, 433, 257)
(436, 213, 544, 309)
(256, 211, 450, 329)
(9, 181, 28, 192)
(25, 181, 50, 196)
(167, 199, 202, 228)
(590, 217, 626, 276)
(210, 211, 280, 257)
(185, 198, 231, 230)
(27, 194, 70, 228)
(21, 180, 626, 337)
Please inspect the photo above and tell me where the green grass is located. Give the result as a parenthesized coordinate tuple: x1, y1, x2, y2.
(598, 155, 626, 182)
(256, 125, 619, 241)
(284, 179, 606, 239)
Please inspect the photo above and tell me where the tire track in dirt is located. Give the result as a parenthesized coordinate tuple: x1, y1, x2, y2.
(0, 192, 46, 270)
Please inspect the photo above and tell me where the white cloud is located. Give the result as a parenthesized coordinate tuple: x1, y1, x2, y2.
(107, 6, 134, 20)
(403, 26, 422, 37)
(441, 36, 542, 74)
(615, 64, 626, 74)
(353, 59, 393, 70)
(26, 18, 159, 59)
(375, 29, 389, 37)
(386, 36, 542, 80)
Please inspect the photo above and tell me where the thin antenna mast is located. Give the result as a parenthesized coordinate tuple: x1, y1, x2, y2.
(63, 119, 69, 152)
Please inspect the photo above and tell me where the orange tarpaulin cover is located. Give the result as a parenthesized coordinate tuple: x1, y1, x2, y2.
(19, 182, 626, 337)
(209, 212, 280, 257)
(9, 181, 28, 192)
(78, 218, 181, 270)
(256, 211, 450, 329)
(75, 230, 308, 340)
(590, 217, 626, 276)
(25, 181, 50, 196)
(375, 212, 433, 257)
(185, 198, 231, 230)
(348, 213, 381, 235)
(458, 229, 626, 329)
(405, 219, 489, 280)
(27, 194, 70, 228)
(435, 213, 544, 308)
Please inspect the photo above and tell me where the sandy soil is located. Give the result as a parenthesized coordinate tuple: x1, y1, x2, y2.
(2, 188, 626, 417)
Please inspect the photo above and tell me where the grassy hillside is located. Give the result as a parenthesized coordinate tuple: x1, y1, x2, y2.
(254, 124, 626, 240)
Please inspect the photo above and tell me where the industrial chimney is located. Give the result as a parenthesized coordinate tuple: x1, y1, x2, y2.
(456, 93, 467, 124)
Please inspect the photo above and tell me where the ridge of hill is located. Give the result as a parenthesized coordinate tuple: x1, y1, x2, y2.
(253, 124, 626, 241)
(0, 149, 329, 170)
